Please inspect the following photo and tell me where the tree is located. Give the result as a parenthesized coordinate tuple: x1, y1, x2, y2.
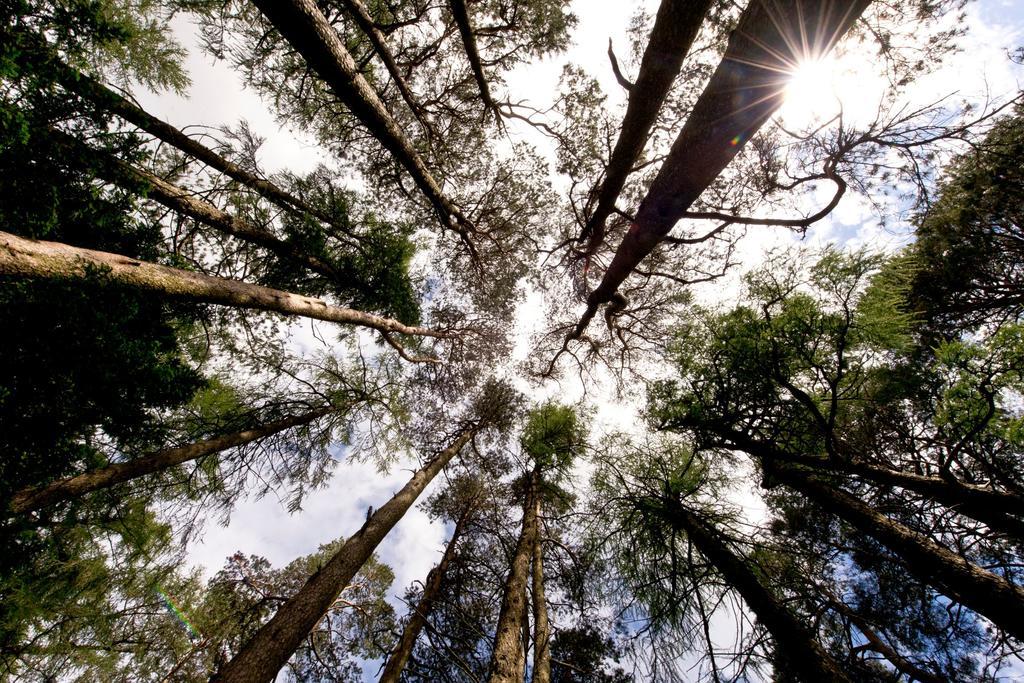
(909, 103, 1024, 336)
(196, 545, 397, 681)
(576, 0, 716, 256)
(489, 403, 586, 682)
(0, 230, 449, 361)
(0, 4, 209, 666)
(397, 473, 513, 682)
(9, 406, 334, 514)
(549, 626, 632, 683)
(591, 441, 851, 681)
(378, 476, 482, 682)
(213, 379, 521, 682)
(648, 248, 1024, 658)
(560, 0, 871, 347)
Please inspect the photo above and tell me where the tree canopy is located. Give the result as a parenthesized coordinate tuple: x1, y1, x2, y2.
(1, 0, 1022, 681)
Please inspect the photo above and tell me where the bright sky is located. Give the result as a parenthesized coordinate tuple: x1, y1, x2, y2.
(133, 1, 1023, 678)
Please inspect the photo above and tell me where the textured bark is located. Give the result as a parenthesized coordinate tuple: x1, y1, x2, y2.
(251, 0, 470, 239)
(488, 469, 540, 683)
(578, 0, 715, 253)
(53, 60, 334, 225)
(378, 499, 475, 683)
(666, 502, 853, 683)
(337, 0, 428, 127)
(10, 408, 332, 514)
(105, 158, 344, 280)
(0, 231, 447, 340)
(580, 0, 872, 323)
(772, 464, 1024, 641)
(530, 495, 551, 683)
(807, 459, 1024, 540)
(212, 428, 475, 683)
(714, 429, 1024, 539)
(449, 0, 498, 118)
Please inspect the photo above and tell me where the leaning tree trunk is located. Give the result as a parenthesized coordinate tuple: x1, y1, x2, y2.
(378, 496, 476, 683)
(448, 0, 498, 120)
(212, 428, 476, 683)
(578, 0, 715, 254)
(488, 469, 540, 683)
(47, 126, 345, 282)
(575, 0, 872, 336)
(770, 463, 1024, 641)
(10, 407, 333, 514)
(250, 0, 472, 246)
(97, 154, 344, 281)
(0, 231, 447, 352)
(337, 0, 430, 131)
(665, 501, 853, 683)
(715, 428, 1024, 540)
(831, 460, 1024, 539)
(530, 494, 551, 683)
(50, 59, 338, 228)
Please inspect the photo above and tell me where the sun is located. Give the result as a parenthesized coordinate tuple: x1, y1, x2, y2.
(778, 55, 840, 128)
(776, 48, 890, 131)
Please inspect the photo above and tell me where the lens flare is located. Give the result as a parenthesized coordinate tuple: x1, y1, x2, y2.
(157, 587, 201, 640)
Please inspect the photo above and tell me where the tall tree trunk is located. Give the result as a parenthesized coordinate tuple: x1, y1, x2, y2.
(710, 427, 1024, 539)
(576, 0, 871, 335)
(448, 0, 498, 120)
(250, 0, 473, 248)
(770, 463, 1024, 641)
(665, 501, 853, 683)
(796, 457, 1024, 540)
(212, 428, 476, 683)
(489, 469, 540, 683)
(96, 153, 344, 281)
(10, 407, 332, 514)
(0, 231, 447, 350)
(337, 0, 430, 131)
(48, 126, 347, 281)
(530, 495, 550, 683)
(50, 59, 339, 229)
(378, 496, 476, 683)
(578, 0, 715, 253)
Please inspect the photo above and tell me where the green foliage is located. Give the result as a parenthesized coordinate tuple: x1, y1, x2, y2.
(650, 246, 1023, 676)
(590, 439, 728, 639)
(2, 0, 187, 92)
(1, 501, 203, 680)
(471, 0, 576, 59)
(909, 103, 1024, 335)
(550, 626, 632, 683)
(271, 204, 422, 324)
(520, 402, 587, 473)
(0, 4, 208, 673)
(88, 0, 189, 91)
(931, 323, 1024, 472)
(0, 10, 204, 501)
(0, 274, 204, 503)
(649, 248, 915, 456)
